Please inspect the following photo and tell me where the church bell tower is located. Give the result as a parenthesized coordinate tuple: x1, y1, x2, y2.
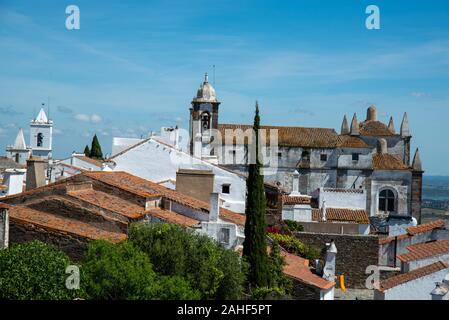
(30, 107, 53, 159)
(189, 73, 221, 161)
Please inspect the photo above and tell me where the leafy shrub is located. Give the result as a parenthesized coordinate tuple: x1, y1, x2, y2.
(0, 241, 84, 300)
(129, 223, 246, 300)
(251, 287, 287, 300)
(268, 233, 305, 255)
(82, 240, 157, 300)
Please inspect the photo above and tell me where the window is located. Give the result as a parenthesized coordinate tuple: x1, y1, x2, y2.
(379, 189, 395, 212)
(218, 228, 230, 245)
(277, 152, 282, 158)
(352, 153, 359, 161)
(320, 154, 327, 162)
(222, 184, 230, 194)
(301, 150, 310, 160)
(37, 133, 43, 147)
(201, 112, 210, 132)
(15, 153, 19, 163)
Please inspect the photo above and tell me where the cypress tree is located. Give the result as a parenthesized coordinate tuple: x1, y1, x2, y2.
(242, 102, 270, 288)
(89, 134, 103, 160)
(83, 145, 90, 157)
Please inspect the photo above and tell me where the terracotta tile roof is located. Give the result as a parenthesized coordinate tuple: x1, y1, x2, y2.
(312, 208, 370, 224)
(397, 239, 449, 262)
(83, 171, 161, 198)
(0, 202, 11, 209)
(282, 195, 312, 205)
(336, 135, 370, 148)
(281, 251, 335, 290)
(9, 205, 126, 243)
(220, 207, 246, 226)
(378, 233, 410, 245)
(379, 261, 449, 292)
(218, 124, 340, 148)
(359, 120, 396, 136)
(84, 171, 246, 226)
(67, 189, 146, 219)
(378, 220, 446, 245)
(146, 208, 199, 227)
(74, 156, 104, 168)
(373, 153, 409, 170)
(407, 220, 445, 235)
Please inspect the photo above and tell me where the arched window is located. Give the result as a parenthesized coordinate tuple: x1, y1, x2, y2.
(37, 133, 43, 147)
(379, 189, 395, 212)
(201, 112, 210, 132)
(15, 153, 19, 163)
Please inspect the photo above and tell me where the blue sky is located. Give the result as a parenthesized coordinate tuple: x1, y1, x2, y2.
(0, 0, 448, 174)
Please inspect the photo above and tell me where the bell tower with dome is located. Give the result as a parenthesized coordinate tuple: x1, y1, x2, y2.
(189, 73, 221, 162)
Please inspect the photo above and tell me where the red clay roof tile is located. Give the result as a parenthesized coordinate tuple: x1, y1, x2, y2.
(398, 239, 449, 262)
(9, 205, 126, 243)
(312, 208, 370, 224)
(379, 261, 449, 291)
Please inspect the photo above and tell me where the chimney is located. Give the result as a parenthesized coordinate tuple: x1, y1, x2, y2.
(340, 115, 349, 135)
(350, 113, 359, 136)
(26, 157, 47, 191)
(431, 282, 449, 300)
(3, 169, 26, 195)
(400, 112, 411, 137)
(291, 170, 300, 195)
(209, 192, 220, 222)
(366, 105, 377, 121)
(323, 240, 337, 281)
(412, 148, 422, 171)
(376, 138, 388, 154)
(321, 200, 327, 222)
(0, 206, 9, 249)
(388, 116, 395, 133)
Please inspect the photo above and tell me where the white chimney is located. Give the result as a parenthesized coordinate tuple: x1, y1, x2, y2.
(3, 169, 26, 195)
(323, 240, 337, 281)
(209, 192, 219, 222)
(321, 200, 327, 222)
(0, 206, 9, 249)
(291, 170, 300, 195)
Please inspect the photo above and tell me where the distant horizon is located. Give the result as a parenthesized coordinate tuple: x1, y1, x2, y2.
(1, 0, 449, 175)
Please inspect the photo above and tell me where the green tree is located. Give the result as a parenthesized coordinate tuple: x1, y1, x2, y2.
(89, 134, 103, 160)
(0, 241, 83, 300)
(83, 145, 90, 157)
(242, 102, 270, 288)
(82, 240, 157, 299)
(129, 223, 246, 299)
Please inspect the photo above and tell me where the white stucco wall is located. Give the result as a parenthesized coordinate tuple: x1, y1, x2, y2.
(379, 269, 449, 300)
(313, 188, 366, 209)
(110, 138, 247, 213)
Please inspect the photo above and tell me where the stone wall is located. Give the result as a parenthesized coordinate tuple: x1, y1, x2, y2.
(9, 222, 88, 261)
(295, 232, 379, 289)
(291, 279, 321, 300)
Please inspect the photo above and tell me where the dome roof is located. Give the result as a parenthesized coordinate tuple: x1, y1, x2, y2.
(193, 73, 217, 103)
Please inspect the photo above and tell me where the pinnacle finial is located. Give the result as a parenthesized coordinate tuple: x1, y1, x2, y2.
(350, 113, 359, 136)
(388, 116, 395, 133)
(400, 112, 411, 137)
(412, 148, 422, 171)
(341, 115, 349, 135)
(204, 72, 209, 83)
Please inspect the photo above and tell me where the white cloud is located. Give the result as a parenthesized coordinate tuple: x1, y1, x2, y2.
(411, 92, 428, 98)
(74, 113, 102, 123)
(90, 114, 102, 123)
